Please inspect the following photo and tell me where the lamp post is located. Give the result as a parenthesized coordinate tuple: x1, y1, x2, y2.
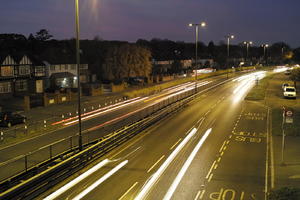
(243, 41, 253, 63)
(75, 0, 83, 151)
(226, 35, 234, 78)
(261, 44, 269, 65)
(189, 22, 206, 93)
(227, 35, 234, 58)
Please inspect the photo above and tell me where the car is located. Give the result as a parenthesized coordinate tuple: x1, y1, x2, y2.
(283, 86, 297, 99)
(0, 112, 26, 127)
(282, 83, 289, 89)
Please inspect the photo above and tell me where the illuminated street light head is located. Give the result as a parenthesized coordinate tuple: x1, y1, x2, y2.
(243, 41, 247, 44)
(266, 44, 269, 47)
(189, 23, 193, 27)
(201, 22, 206, 27)
(230, 35, 234, 39)
(249, 41, 253, 45)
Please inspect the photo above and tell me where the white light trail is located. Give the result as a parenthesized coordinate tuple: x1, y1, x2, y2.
(72, 160, 128, 200)
(135, 128, 198, 200)
(163, 128, 212, 200)
(44, 159, 109, 200)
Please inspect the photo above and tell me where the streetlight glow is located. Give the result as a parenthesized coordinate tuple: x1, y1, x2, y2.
(201, 22, 206, 27)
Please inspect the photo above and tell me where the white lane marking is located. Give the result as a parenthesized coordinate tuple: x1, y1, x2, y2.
(170, 138, 182, 150)
(44, 159, 110, 200)
(72, 160, 128, 200)
(219, 141, 226, 153)
(147, 155, 165, 173)
(208, 173, 213, 182)
(199, 190, 205, 199)
(206, 160, 216, 179)
(135, 128, 198, 200)
(194, 190, 201, 200)
(118, 182, 138, 200)
(163, 129, 213, 200)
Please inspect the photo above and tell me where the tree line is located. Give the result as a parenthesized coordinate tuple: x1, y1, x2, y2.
(1, 29, 300, 83)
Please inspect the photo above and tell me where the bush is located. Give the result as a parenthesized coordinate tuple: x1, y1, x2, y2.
(269, 187, 300, 200)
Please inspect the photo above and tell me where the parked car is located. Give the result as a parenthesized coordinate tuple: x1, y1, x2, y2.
(282, 83, 289, 90)
(283, 86, 297, 99)
(0, 112, 26, 127)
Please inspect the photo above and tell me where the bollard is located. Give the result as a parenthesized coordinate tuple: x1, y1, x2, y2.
(98, 104, 101, 108)
(0, 131, 3, 142)
(43, 120, 47, 128)
(105, 103, 107, 106)
(24, 125, 28, 134)
(69, 112, 72, 116)
(83, 108, 86, 113)
(62, 114, 64, 119)
(91, 106, 94, 110)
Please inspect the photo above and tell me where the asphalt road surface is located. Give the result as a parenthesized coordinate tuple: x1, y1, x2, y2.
(41, 72, 269, 200)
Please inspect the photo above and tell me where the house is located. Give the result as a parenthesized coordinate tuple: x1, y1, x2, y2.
(0, 54, 46, 96)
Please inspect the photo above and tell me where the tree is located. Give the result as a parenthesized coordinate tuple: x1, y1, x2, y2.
(35, 29, 53, 41)
(290, 68, 300, 89)
(102, 44, 152, 82)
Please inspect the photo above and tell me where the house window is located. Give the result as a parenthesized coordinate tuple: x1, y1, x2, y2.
(71, 65, 76, 70)
(0, 82, 12, 93)
(35, 66, 45, 76)
(19, 65, 31, 75)
(1, 66, 14, 76)
(50, 65, 55, 71)
(15, 79, 28, 92)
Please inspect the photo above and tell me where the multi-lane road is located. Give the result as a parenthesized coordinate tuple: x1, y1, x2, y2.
(39, 71, 270, 200)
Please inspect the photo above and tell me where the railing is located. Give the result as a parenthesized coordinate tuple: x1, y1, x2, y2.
(0, 77, 230, 199)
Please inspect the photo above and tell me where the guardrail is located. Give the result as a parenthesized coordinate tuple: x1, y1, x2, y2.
(0, 77, 230, 199)
(0, 87, 195, 200)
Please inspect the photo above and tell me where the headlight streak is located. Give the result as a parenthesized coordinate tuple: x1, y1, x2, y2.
(52, 97, 143, 126)
(44, 159, 110, 200)
(134, 128, 197, 200)
(72, 160, 129, 200)
(163, 128, 212, 200)
(63, 97, 149, 126)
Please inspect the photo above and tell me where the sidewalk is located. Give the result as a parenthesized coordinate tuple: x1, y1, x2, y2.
(265, 72, 300, 190)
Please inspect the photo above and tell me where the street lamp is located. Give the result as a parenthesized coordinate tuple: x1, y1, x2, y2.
(226, 35, 234, 78)
(226, 35, 234, 58)
(75, 0, 83, 151)
(261, 44, 269, 65)
(243, 41, 253, 62)
(188, 22, 206, 93)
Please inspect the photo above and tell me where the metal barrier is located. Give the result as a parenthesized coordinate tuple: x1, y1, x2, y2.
(0, 78, 229, 199)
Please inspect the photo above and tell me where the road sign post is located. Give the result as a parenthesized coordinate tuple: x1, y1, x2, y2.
(281, 108, 294, 165)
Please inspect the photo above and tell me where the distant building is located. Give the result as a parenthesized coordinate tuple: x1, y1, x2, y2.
(0, 54, 46, 96)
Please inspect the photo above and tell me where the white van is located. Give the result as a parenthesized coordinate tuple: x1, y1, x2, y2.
(283, 86, 296, 98)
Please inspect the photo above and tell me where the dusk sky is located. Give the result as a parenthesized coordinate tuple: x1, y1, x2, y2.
(1, 0, 300, 47)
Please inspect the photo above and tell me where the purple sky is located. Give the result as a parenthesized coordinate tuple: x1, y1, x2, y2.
(1, 0, 300, 47)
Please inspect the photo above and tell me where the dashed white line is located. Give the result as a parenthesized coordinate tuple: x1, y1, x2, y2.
(206, 160, 216, 179)
(118, 182, 138, 200)
(208, 173, 213, 182)
(147, 155, 165, 173)
(170, 138, 182, 150)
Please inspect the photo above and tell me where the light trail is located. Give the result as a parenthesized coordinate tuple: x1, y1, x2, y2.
(135, 128, 198, 200)
(72, 160, 128, 200)
(63, 97, 148, 126)
(163, 128, 212, 200)
(43, 159, 110, 200)
(52, 97, 143, 125)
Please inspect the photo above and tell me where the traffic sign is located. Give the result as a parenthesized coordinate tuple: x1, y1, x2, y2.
(286, 110, 293, 117)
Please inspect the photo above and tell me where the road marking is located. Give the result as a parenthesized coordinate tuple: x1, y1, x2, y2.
(147, 155, 165, 173)
(223, 146, 227, 151)
(163, 129, 213, 200)
(226, 140, 230, 144)
(229, 135, 232, 139)
(135, 128, 198, 200)
(219, 141, 226, 153)
(195, 190, 205, 200)
(194, 190, 201, 200)
(206, 160, 216, 179)
(217, 157, 221, 162)
(208, 173, 213, 182)
(118, 182, 138, 200)
(170, 138, 182, 150)
(73, 160, 128, 200)
(220, 151, 224, 156)
(214, 163, 218, 170)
